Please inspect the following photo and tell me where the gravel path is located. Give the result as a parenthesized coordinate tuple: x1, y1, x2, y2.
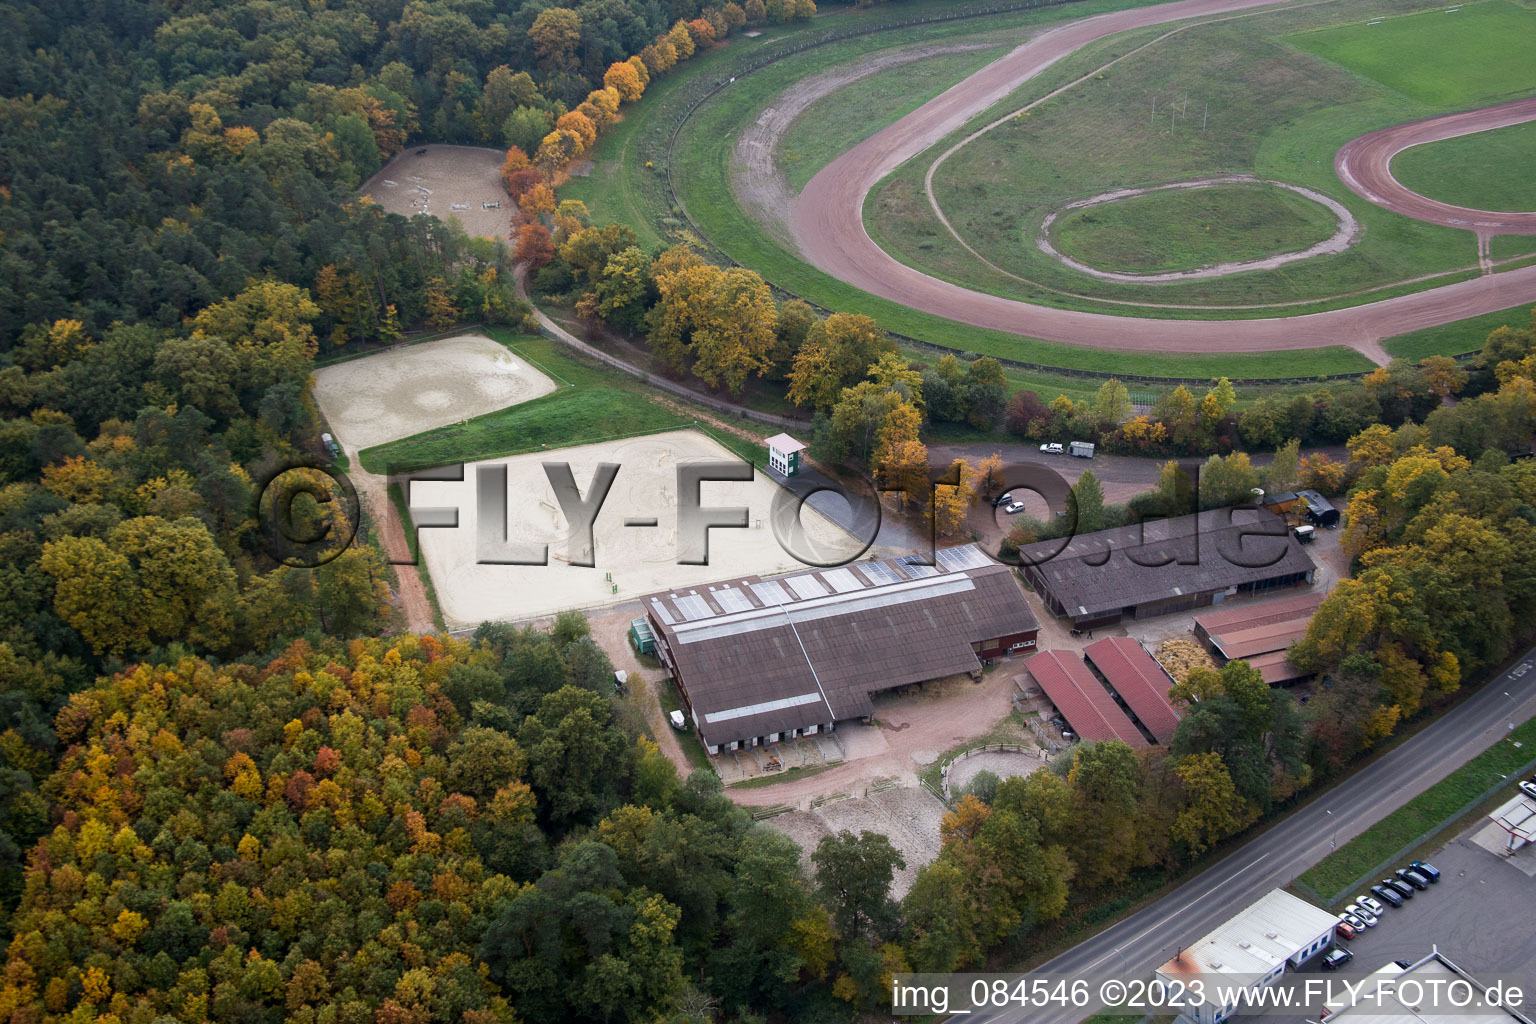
(788, 0, 1536, 362)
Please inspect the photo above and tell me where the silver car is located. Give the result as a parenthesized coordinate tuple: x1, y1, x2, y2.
(1358, 895, 1385, 916)
(1345, 904, 1378, 927)
(1339, 911, 1367, 931)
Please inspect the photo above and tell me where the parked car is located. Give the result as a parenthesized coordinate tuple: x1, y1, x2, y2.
(321, 431, 342, 458)
(1335, 920, 1360, 941)
(1338, 911, 1367, 932)
(1382, 878, 1414, 899)
(1004, 501, 1026, 514)
(1395, 960, 1415, 969)
(1345, 904, 1377, 927)
(1395, 868, 1430, 890)
(1324, 948, 1354, 970)
(1358, 895, 1385, 916)
(995, 491, 1014, 507)
(1039, 443, 1064, 455)
(1519, 780, 1536, 800)
(1409, 861, 1441, 883)
(1370, 885, 1404, 908)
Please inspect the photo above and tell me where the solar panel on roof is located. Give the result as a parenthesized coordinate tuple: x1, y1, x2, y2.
(715, 587, 753, 613)
(820, 567, 864, 593)
(649, 599, 674, 625)
(897, 555, 939, 579)
(674, 594, 714, 620)
(750, 581, 789, 605)
(787, 574, 828, 599)
(936, 545, 991, 572)
(858, 561, 902, 586)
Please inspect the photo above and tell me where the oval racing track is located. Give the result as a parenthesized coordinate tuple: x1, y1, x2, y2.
(788, 0, 1536, 361)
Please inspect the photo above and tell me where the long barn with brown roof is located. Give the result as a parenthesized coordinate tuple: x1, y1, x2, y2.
(644, 545, 1039, 754)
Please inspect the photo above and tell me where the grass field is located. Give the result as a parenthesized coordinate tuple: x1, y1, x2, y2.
(1049, 181, 1340, 274)
(1288, 1, 1536, 108)
(563, 0, 1379, 378)
(1391, 121, 1536, 213)
(776, 43, 1010, 192)
(1295, 715, 1536, 903)
(1382, 302, 1534, 361)
(358, 332, 764, 473)
(865, 0, 1536, 312)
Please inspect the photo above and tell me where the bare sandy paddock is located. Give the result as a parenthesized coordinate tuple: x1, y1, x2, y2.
(313, 334, 556, 452)
(409, 429, 856, 626)
(765, 786, 946, 898)
(359, 145, 511, 240)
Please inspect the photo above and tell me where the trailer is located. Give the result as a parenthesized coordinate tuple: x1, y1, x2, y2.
(1069, 441, 1096, 458)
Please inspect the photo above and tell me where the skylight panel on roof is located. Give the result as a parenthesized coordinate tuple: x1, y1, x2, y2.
(786, 574, 828, 599)
(674, 594, 714, 620)
(649, 599, 674, 625)
(820, 567, 864, 593)
(750, 581, 789, 606)
(715, 587, 753, 613)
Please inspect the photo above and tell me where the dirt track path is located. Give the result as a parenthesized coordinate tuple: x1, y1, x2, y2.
(731, 41, 993, 248)
(789, 0, 1536, 361)
(1335, 95, 1536, 240)
(354, 466, 437, 634)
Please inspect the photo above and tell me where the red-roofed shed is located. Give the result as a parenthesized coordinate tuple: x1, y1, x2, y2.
(1024, 650, 1147, 748)
(1083, 637, 1181, 744)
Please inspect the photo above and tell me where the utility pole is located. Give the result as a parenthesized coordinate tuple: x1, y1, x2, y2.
(1151, 95, 1156, 126)
(1203, 102, 1208, 129)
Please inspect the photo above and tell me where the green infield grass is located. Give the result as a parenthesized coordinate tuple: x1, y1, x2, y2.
(1048, 181, 1340, 275)
(1390, 121, 1536, 214)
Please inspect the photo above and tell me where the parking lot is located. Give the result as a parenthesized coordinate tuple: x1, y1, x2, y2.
(1298, 818, 1536, 981)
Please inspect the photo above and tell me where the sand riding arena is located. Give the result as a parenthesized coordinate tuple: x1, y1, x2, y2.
(312, 333, 556, 452)
(359, 144, 510, 240)
(406, 429, 857, 626)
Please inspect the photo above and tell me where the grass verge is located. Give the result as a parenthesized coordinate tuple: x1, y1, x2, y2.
(1381, 302, 1532, 362)
(653, 676, 713, 774)
(729, 763, 839, 790)
(1294, 714, 1536, 902)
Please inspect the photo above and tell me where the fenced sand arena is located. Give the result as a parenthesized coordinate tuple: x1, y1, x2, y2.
(359, 145, 510, 240)
(313, 334, 556, 451)
(409, 429, 857, 626)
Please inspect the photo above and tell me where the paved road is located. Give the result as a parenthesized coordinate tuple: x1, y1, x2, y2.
(790, 0, 1536, 361)
(960, 645, 1536, 1023)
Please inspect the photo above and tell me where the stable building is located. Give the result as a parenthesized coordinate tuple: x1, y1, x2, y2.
(1083, 637, 1181, 744)
(644, 545, 1038, 754)
(765, 433, 807, 478)
(1193, 591, 1323, 685)
(1016, 509, 1318, 629)
(1155, 888, 1337, 1024)
(1022, 650, 1147, 748)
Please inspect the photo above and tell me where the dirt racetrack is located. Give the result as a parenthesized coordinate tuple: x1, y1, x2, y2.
(360, 145, 511, 240)
(1337, 96, 1536, 233)
(788, 0, 1536, 361)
